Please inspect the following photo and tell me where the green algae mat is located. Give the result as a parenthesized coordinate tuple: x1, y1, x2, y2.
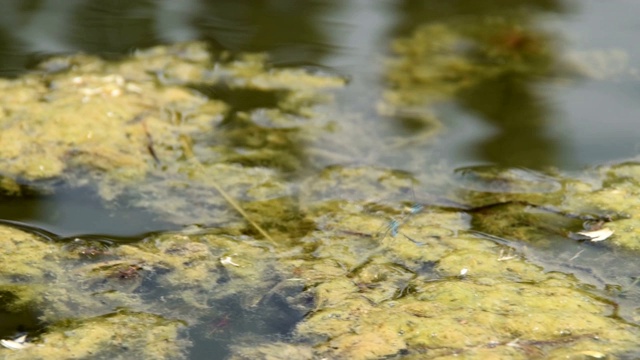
(0, 40, 638, 360)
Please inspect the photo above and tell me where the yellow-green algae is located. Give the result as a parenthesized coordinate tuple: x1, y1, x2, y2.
(0, 223, 290, 358)
(2, 161, 640, 358)
(0, 41, 344, 232)
(462, 162, 640, 251)
(0, 40, 639, 360)
(228, 342, 314, 360)
(286, 166, 639, 358)
(3, 311, 188, 360)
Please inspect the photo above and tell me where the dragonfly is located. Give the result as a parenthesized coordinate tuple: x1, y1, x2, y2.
(380, 203, 424, 238)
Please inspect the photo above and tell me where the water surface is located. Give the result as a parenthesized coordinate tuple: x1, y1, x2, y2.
(1, 1, 639, 359)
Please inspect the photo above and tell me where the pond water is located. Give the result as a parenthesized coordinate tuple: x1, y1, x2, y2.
(0, 0, 638, 230)
(0, 1, 639, 359)
(2, 0, 639, 171)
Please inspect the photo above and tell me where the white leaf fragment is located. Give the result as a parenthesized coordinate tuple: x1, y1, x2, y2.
(1, 335, 30, 350)
(220, 256, 240, 267)
(576, 228, 614, 242)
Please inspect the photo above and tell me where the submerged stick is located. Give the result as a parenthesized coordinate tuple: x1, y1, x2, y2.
(178, 135, 277, 246)
(206, 169, 277, 246)
(161, 107, 277, 246)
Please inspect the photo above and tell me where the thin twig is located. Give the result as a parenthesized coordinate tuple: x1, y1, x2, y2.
(205, 168, 277, 246)
(163, 106, 277, 246)
(179, 136, 277, 246)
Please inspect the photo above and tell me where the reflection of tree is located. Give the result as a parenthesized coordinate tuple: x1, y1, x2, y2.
(0, 26, 28, 77)
(386, 1, 569, 169)
(459, 76, 557, 168)
(193, 0, 340, 66)
(69, 1, 157, 56)
(394, 0, 565, 36)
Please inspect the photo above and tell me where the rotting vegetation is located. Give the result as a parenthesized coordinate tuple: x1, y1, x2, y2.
(0, 32, 639, 360)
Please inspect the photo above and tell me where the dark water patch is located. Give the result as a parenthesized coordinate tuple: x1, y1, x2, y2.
(0, 290, 45, 341)
(189, 282, 313, 360)
(189, 83, 283, 113)
(0, 186, 178, 239)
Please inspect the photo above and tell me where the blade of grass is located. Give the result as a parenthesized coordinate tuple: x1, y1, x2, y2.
(179, 134, 277, 246)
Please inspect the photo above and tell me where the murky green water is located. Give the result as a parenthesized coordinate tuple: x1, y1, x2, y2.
(0, 1, 639, 359)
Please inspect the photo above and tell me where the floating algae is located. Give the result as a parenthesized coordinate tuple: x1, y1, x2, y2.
(0, 41, 345, 240)
(454, 165, 562, 194)
(282, 165, 640, 359)
(2, 311, 189, 360)
(2, 162, 640, 358)
(0, 37, 640, 360)
(287, 205, 639, 359)
(0, 222, 301, 358)
(4, 156, 639, 359)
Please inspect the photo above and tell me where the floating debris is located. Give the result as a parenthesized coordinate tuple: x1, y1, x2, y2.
(497, 248, 518, 261)
(575, 228, 614, 242)
(220, 256, 240, 267)
(578, 350, 606, 359)
(1, 335, 31, 350)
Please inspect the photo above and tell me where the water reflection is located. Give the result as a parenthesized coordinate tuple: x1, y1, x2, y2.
(0, 26, 26, 77)
(0, 0, 575, 169)
(386, 0, 570, 169)
(70, 1, 157, 56)
(194, 0, 342, 66)
(459, 76, 559, 168)
(0, 0, 343, 75)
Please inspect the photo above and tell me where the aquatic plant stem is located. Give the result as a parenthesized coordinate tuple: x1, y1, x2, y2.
(179, 135, 277, 246)
(206, 170, 278, 246)
(191, 156, 277, 246)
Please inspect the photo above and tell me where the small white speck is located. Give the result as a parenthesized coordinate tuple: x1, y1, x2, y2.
(460, 268, 468, 276)
(220, 256, 240, 267)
